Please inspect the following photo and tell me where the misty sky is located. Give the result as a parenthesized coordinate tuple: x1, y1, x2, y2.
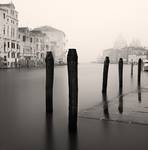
(1, 0, 148, 62)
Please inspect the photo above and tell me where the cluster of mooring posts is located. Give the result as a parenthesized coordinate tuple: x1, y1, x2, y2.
(45, 49, 142, 131)
(102, 57, 142, 117)
(46, 49, 78, 132)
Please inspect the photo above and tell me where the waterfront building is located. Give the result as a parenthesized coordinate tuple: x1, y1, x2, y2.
(0, 2, 19, 67)
(18, 27, 50, 67)
(0, 3, 66, 68)
(103, 46, 148, 63)
(30, 29, 50, 62)
(33, 26, 67, 64)
(103, 48, 120, 63)
(128, 55, 147, 63)
(18, 27, 34, 60)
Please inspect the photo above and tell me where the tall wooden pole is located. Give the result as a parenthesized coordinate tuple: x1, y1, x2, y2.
(45, 51, 54, 114)
(138, 58, 142, 86)
(67, 49, 78, 131)
(102, 57, 110, 94)
(119, 58, 123, 93)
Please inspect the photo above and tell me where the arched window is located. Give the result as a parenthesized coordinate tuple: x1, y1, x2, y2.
(11, 52, 15, 58)
(4, 42, 6, 52)
(17, 53, 20, 58)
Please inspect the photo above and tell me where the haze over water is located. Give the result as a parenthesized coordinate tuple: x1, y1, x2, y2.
(2, 0, 148, 62)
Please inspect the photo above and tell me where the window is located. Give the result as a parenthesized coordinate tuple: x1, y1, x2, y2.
(23, 36, 26, 42)
(11, 52, 15, 58)
(30, 38, 32, 43)
(3, 25, 5, 35)
(8, 52, 10, 58)
(7, 26, 9, 36)
(4, 43, 6, 52)
(17, 44, 19, 49)
(11, 27, 14, 37)
(11, 43, 15, 49)
(13, 28, 15, 37)
(8, 42, 10, 48)
(3, 13, 5, 19)
(11, 10, 14, 15)
(17, 53, 20, 58)
(4, 56, 7, 61)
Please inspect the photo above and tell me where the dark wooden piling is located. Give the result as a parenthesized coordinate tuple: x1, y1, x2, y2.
(138, 58, 142, 86)
(102, 57, 110, 94)
(131, 61, 134, 77)
(102, 94, 109, 119)
(118, 90, 123, 114)
(118, 58, 123, 92)
(67, 49, 78, 131)
(118, 58, 123, 114)
(45, 51, 54, 114)
(138, 85, 141, 103)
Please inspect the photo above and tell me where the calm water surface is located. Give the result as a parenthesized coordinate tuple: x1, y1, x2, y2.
(0, 63, 148, 150)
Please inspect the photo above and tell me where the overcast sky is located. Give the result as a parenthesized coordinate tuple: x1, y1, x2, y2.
(2, 0, 148, 62)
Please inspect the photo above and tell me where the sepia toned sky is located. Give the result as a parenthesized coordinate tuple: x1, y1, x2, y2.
(2, 0, 148, 62)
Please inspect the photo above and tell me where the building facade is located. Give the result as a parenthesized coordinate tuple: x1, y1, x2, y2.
(17, 27, 51, 67)
(103, 46, 148, 63)
(0, 3, 19, 67)
(0, 3, 67, 68)
(33, 26, 67, 64)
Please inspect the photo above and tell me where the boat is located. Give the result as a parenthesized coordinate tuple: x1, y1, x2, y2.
(143, 60, 148, 71)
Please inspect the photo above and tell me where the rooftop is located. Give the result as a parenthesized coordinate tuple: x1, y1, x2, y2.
(18, 27, 29, 33)
(34, 26, 65, 35)
(0, 2, 15, 9)
(18, 27, 46, 37)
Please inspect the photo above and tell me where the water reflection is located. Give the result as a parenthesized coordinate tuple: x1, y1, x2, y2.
(68, 129, 78, 150)
(45, 114, 54, 150)
(0, 64, 148, 149)
(138, 85, 142, 103)
(102, 94, 109, 119)
(118, 89, 123, 114)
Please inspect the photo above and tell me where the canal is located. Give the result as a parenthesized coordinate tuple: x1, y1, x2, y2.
(0, 64, 148, 150)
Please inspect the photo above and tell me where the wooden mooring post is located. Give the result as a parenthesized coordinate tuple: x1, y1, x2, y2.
(102, 57, 110, 94)
(67, 49, 78, 131)
(138, 58, 142, 86)
(118, 58, 123, 92)
(131, 61, 134, 77)
(102, 93, 109, 119)
(45, 51, 54, 114)
(138, 86, 141, 103)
